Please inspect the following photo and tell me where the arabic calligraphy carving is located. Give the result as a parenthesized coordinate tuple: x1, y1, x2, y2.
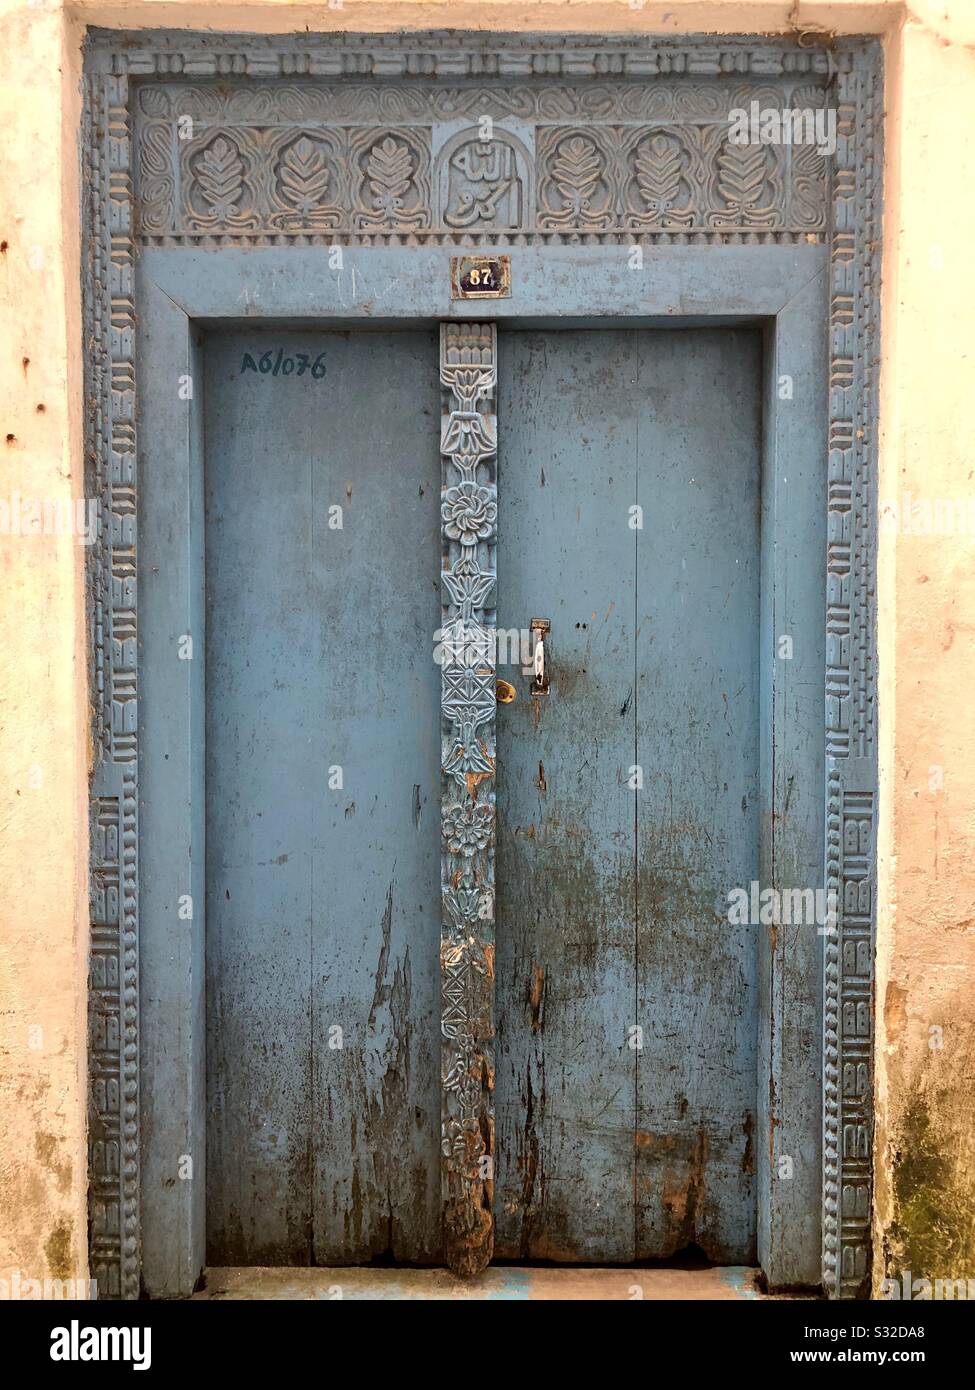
(439, 131, 531, 231)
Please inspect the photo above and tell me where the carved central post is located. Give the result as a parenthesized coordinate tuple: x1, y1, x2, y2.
(439, 322, 498, 1276)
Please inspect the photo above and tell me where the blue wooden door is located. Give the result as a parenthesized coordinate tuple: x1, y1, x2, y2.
(204, 329, 443, 1264)
(203, 323, 762, 1266)
(494, 328, 762, 1262)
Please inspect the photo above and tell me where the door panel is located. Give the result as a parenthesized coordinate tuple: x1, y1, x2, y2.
(204, 329, 442, 1265)
(204, 323, 764, 1267)
(495, 327, 762, 1262)
(493, 331, 640, 1262)
(633, 330, 762, 1261)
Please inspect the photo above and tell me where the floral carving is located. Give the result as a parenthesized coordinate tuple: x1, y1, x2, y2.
(147, 102, 825, 239)
(443, 802, 494, 856)
(630, 132, 694, 227)
(709, 138, 777, 228)
(442, 556, 496, 618)
(443, 873, 485, 929)
(268, 134, 343, 230)
(280, 136, 330, 213)
(442, 482, 497, 546)
(439, 324, 497, 1276)
(193, 137, 246, 221)
(351, 131, 431, 231)
(367, 137, 413, 218)
(538, 131, 614, 230)
(551, 136, 602, 215)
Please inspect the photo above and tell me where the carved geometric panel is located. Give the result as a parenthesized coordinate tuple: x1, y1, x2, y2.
(439, 323, 498, 1276)
(134, 78, 832, 244)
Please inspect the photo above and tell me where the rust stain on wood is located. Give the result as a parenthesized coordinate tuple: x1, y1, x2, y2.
(662, 1131, 709, 1251)
(742, 1112, 755, 1176)
(528, 963, 545, 1032)
(465, 749, 495, 800)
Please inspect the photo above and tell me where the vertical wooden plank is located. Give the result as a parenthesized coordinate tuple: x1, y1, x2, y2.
(309, 328, 442, 1264)
(440, 323, 498, 1275)
(633, 327, 762, 1262)
(759, 273, 829, 1288)
(494, 328, 638, 1262)
(204, 332, 316, 1264)
(138, 279, 206, 1296)
(496, 327, 764, 1262)
(204, 329, 442, 1265)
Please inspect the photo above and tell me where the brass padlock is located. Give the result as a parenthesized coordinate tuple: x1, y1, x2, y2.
(496, 679, 517, 704)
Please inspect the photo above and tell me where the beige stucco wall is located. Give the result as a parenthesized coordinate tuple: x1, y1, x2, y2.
(0, 1, 88, 1287)
(873, 10, 975, 1289)
(0, 0, 972, 1293)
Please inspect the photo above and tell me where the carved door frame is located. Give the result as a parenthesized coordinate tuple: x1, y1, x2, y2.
(83, 28, 882, 1298)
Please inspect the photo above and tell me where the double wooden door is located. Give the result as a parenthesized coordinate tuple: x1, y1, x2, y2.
(203, 323, 762, 1265)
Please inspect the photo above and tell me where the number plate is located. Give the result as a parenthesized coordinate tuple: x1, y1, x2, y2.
(450, 255, 511, 300)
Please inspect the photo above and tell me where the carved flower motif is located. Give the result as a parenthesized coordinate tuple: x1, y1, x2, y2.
(442, 482, 497, 546)
(551, 135, 602, 215)
(366, 136, 414, 220)
(443, 802, 494, 856)
(278, 136, 330, 215)
(194, 136, 246, 221)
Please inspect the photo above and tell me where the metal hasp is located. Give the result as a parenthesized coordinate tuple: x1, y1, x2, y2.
(530, 618, 551, 696)
(439, 322, 498, 1275)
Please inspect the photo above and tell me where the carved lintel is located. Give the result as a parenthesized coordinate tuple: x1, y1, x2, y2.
(133, 78, 834, 244)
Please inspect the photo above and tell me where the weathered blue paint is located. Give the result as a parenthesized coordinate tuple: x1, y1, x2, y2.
(758, 274, 829, 1289)
(202, 329, 443, 1265)
(86, 27, 883, 1301)
(137, 280, 207, 1297)
(494, 328, 762, 1262)
(126, 234, 845, 1312)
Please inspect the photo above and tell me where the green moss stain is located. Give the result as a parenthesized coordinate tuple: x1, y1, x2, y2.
(890, 1077, 975, 1279)
(35, 1131, 73, 1195)
(44, 1219, 73, 1281)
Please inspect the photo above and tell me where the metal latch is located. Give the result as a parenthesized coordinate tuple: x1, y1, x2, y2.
(496, 679, 517, 704)
(530, 618, 550, 696)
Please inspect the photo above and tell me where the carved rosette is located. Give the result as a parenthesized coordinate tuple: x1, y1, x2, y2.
(439, 323, 497, 1275)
